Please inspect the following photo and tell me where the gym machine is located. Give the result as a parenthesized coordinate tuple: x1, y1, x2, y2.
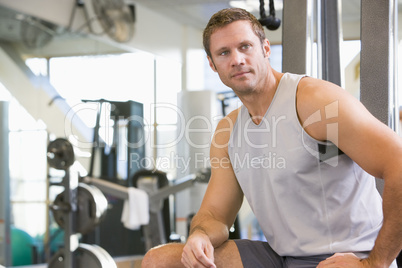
(47, 138, 116, 268)
(46, 137, 210, 267)
(81, 99, 146, 256)
(83, 170, 210, 250)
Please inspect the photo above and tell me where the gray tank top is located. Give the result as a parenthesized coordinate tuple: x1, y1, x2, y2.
(228, 72, 383, 256)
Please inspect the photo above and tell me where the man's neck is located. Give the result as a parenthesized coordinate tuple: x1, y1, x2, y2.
(238, 70, 284, 125)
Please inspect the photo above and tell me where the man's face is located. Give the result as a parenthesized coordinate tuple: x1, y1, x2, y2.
(208, 20, 271, 95)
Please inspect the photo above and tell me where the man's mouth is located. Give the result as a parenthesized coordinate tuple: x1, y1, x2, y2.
(232, 71, 250, 78)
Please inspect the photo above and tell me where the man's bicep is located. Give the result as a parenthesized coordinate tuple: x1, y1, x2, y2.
(335, 93, 402, 179)
(296, 78, 402, 178)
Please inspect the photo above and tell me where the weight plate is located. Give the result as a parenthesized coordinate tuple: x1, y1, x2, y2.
(80, 244, 111, 268)
(52, 183, 108, 234)
(47, 138, 75, 170)
(48, 243, 111, 268)
(76, 184, 108, 234)
(93, 245, 117, 268)
(87, 184, 108, 223)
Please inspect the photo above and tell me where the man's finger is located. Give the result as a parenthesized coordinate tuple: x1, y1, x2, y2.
(204, 244, 215, 265)
(194, 249, 216, 268)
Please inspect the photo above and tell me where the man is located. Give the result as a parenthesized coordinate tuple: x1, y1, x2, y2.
(142, 8, 401, 268)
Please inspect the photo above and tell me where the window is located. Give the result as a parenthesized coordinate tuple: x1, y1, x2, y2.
(7, 50, 182, 243)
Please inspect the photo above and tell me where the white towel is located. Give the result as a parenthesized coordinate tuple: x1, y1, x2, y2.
(121, 187, 149, 230)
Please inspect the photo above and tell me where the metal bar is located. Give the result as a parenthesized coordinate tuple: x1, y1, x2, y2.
(148, 175, 196, 204)
(62, 169, 80, 268)
(156, 211, 167, 244)
(320, 0, 342, 86)
(316, 0, 322, 80)
(360, 0, 398, 195)
(83, 177, 129, 199)
(360, 0, 396, 127)
(45, 136, 51, 263)
(390, 0, 399, 134)
(0, 101, 11, 267)
(142, 224, 152, 251)
(88, 102, 102, 177)
(85, 174, 197, 203)
(63, 170, 73, 268)
(282, 0, 314, 75)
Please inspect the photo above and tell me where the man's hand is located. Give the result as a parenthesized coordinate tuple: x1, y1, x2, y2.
(181, 232, 216, 268)
(317, 253, 370, 268)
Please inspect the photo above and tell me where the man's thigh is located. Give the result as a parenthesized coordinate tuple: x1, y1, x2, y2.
(233, 239, 333, 268)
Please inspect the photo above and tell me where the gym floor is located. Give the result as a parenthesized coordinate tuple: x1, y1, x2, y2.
(10, 255, 143, 268)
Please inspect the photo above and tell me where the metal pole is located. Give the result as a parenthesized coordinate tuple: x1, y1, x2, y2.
(0, 101, 11, 267)
(361, 0, 397, 127)
(88, 102, 102, 178)
(62, 169, 79, 268)
(360, 0, 398, 194)
(316, 0, 322, 80)
(320, 0, 342, 86)
(282, 0, 314, 75)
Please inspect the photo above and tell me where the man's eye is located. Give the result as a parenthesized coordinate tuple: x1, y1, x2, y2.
(242, 44, 250, 50)
(220, 51, 229, 56)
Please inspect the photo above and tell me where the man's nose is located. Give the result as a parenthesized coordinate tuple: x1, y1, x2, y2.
(230, 50, 245, 66)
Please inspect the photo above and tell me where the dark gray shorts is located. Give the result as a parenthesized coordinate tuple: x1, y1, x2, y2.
(234, 239, 333, 268)
(233, 240, 397, 268)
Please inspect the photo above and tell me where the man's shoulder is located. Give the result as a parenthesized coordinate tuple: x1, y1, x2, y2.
(218, 107, 241, 130)
(211, 107, 241, 150)
(297, 76, 346, 106)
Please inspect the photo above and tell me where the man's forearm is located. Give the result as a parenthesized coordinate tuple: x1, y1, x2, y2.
(366, 177, 402, 267)
(189, 212, 230, 248)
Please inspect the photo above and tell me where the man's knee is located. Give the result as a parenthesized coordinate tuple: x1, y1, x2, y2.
(142, 243, 184, 268)
(142, 247, 160, 268)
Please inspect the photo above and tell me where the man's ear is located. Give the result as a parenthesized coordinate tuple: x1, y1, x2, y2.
(263, 39, 271, 58)
(207, 56, 217, 72)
